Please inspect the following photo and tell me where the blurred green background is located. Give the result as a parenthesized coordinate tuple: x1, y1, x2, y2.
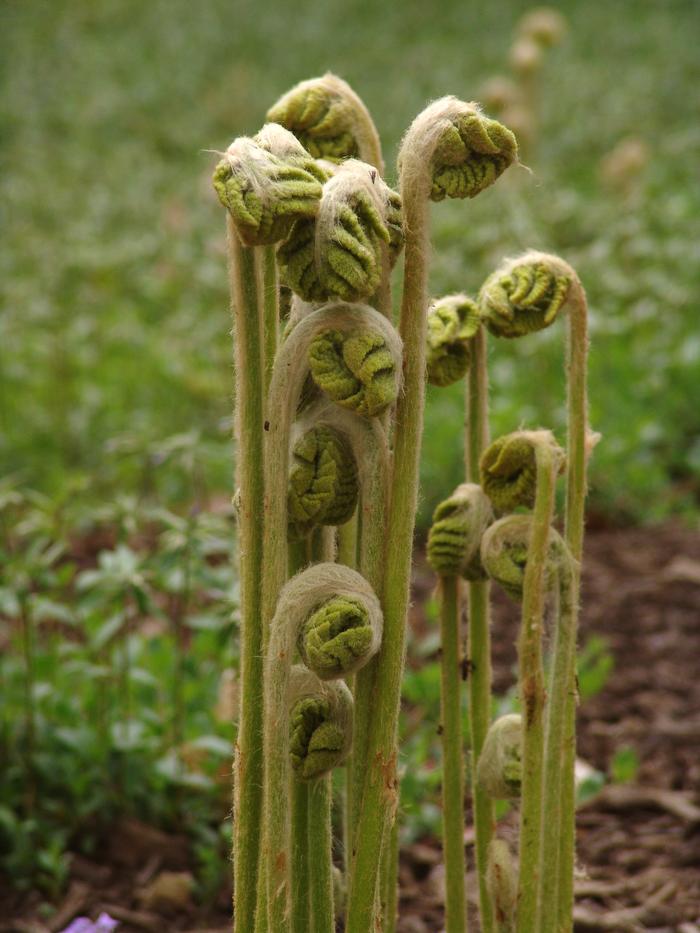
(3, 0, 700, 524)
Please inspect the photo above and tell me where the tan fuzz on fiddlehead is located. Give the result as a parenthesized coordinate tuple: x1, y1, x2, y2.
(480, 429, 565, 513)
(308, 327, 399, 418)
(426, 483, 493, 580)
(477, 713, 523, 799)
(212, 123, 328, 246)
(426, 294, 481, 387)
(289, 666, 354, 780)
(278, 160, 402, 303)
(480, 513, 568, 602)
(288, 424, 359, 538)
(398, 98, 518, 203)
(267, 73, 384, 171)
(479, 250, 577, 339)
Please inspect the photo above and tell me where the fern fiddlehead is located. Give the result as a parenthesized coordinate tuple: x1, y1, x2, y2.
(426, 294, 481, 387)
(267, 72, 384, 172)
(262, 563, 383, 932)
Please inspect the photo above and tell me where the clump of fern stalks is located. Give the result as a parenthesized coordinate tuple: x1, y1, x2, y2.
(212, 71, 591, 933)
(427, 251, 592, 933)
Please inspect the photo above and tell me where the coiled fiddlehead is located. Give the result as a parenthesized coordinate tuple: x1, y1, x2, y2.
(426, 294, 481, 387)
(480, 514, 568, 602)
(426, 483, 493, 580)
(212, 123, 327, 246)
(308, 327, 399, 418)
(477, 713, 523, 799)
(398, 98, 518, 203)
(298, 594, 376, 679)
(263, 563, 382, 930)
(289, 666, 354, 780)
(479, 251, 574, 339)
(267, 73, 384, 171)
(480, 430, 565, 513)
(288, 424, 359, 538)
(278, 160, 402, 303)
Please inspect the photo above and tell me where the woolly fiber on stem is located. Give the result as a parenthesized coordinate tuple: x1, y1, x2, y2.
(225, 225, 266, 933)
(262, 245, 279, 392)
(539, 555, 576, 933)
(558, 268, 589, 932)
(514, 437, 559, 933)
(345, 97, 517, 933)
(465, 324, 496, 933)
(438, 575, 468, 933)
(487, 839, 518, 933)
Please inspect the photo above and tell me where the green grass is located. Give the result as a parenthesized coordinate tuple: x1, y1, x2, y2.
(2, 0, 700, 524)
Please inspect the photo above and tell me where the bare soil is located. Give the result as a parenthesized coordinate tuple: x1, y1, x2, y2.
(2, 524, 699, 933)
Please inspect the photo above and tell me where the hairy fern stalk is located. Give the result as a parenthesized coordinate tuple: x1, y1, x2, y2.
(212, 72, 589, 933)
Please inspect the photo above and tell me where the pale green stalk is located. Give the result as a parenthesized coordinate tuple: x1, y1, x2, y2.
(465, 325, 495, 933)
(344, 178, 429, 933)
(381, 817, 400, 933)
(226, 220, 266, 933)
(262, 245, 279, 392)
(438, 575, 468, 933)
(557, 279, 589, 932)
(291, 780, 311, 933)
(309, 777, 335, 933)
(538, 558, 575, 933)
(516, 442, 558, 933)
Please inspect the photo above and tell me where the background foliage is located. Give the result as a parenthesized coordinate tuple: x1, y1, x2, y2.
(3, 0, 700, 522)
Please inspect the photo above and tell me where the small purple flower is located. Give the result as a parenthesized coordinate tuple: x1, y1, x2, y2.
(60, 914, 118, 933)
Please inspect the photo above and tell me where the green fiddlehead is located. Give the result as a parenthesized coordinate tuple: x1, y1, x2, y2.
(426, 294, 481, 387)
(213, 123, 327, 246)
(479, 250, 574, 339)
(480, 429, 565, 513)
(426, 482, 493, 579)
(278, 160, 402, 304)
(308, 326, 399, 418)
(480, 513, 567, 602)
(267, 72, 384, 171)
(288, 424, 359, 539)
(262, 562, 383, 931)
(289, 666, 354, 780)
(477, 713, 523, 799)
(397, 98, 518, 203)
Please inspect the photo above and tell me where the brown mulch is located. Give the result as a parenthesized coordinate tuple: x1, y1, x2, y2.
(2, 524, 699, 932)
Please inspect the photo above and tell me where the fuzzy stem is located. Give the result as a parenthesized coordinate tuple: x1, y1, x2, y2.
(439, 575, 468, 933)
(262, 245, 279, 393)
(227, 222, 266, 933)
(465, 326, 495, 933)
(291, 780, 311, 933)
(538, 560, 576, 933)
(516, 443, 558, 933)
(344, 145, 431, 933)
(309, 776, 335, 933)
(557, 282, 589, 931)
(337, 509, 359, 569)
(381, 812, 400, 933)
